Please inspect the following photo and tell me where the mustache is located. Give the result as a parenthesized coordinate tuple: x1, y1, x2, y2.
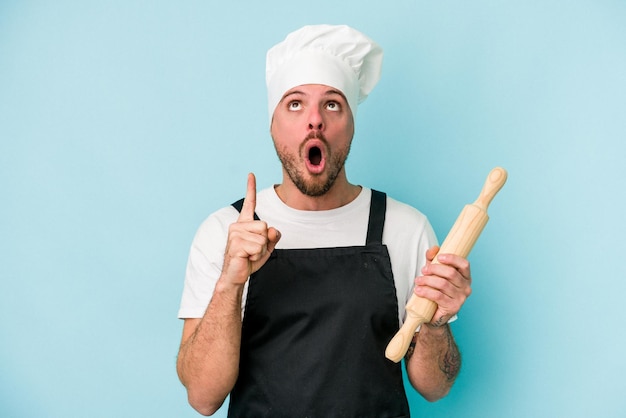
(305, 130, 328, 143)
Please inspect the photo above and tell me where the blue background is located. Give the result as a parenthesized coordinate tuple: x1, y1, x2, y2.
(1, 1, 625, 417)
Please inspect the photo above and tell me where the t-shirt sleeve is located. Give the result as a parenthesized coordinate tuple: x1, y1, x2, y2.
(177, 208, 237, 319)
(413, 219, 438, 289)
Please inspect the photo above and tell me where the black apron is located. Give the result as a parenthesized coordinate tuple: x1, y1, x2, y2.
(228, 190, 410, 417)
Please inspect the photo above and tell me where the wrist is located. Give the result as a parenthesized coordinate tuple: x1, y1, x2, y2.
(421, 323, 450, 338)
(214, 275, 247, 309)
(215, 276, 246, 295)
(209, 278, 246, 318)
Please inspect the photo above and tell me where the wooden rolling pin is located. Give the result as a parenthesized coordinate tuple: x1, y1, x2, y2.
(385, 167, 507, 363)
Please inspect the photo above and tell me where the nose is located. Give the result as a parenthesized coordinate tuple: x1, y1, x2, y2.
(307, 107, 324, 131)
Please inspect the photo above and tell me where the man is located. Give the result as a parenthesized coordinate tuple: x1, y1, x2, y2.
(177, 24, 472, 417)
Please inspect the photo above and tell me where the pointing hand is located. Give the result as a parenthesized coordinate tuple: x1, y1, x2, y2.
(222, 173, 281, 285)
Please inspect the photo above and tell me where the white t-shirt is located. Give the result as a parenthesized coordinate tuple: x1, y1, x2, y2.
(178, 187, 439, 326)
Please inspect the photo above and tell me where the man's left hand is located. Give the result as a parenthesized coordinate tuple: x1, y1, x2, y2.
(413, 245, 472, 327)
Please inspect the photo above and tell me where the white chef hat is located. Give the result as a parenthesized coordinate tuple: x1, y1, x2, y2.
(266, 24, 383, 123)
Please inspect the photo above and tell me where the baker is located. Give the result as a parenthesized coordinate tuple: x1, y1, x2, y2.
(176, 24, 472, 417)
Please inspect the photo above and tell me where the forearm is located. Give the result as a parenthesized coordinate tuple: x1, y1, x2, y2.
(404, 324, 461, 402)
(176, 280, 244, 415)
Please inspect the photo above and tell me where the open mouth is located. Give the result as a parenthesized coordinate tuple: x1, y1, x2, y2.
(308, 146, 322, 166)
(304, 141, 326, 174)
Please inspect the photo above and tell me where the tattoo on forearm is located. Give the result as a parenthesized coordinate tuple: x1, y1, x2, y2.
(440, 327, 461, 381)
(431, 316, 448, 328)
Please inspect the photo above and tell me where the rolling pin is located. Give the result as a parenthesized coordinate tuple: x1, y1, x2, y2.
(385, 167, 508, 363)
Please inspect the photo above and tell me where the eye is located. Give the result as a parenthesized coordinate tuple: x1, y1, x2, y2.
(326, 101, 340, 111)
(288, 101, 302, 111)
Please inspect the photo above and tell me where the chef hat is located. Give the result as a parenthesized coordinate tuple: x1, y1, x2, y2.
(266, 24, 383, 123)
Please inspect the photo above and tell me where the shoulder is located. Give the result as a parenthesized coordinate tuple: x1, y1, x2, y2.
(190, 202, 241, 254)
(193, 186, 277, 242)
(384, 194, 431, 232)
(197, 205, 239, 235)
(380, 192, 438, 250)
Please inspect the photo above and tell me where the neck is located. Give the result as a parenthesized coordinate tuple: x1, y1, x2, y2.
(275, 174, 362, 211)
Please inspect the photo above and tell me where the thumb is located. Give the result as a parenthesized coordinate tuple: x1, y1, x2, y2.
(267, 227, 281, 253)
(426, 245, 440, 265)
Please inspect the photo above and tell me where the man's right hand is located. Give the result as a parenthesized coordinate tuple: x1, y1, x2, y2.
(221, 173, 281, 286)
(178, 172, 278, 415)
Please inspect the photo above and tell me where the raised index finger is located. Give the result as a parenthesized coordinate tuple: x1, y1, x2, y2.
(238, 172, 257, 222)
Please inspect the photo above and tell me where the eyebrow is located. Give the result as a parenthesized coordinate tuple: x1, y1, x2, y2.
(280, 88, 347, 102)
(324, 89, 348, 100)
(281, 90, 305, 101)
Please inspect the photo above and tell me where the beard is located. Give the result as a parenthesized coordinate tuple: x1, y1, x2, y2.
(274, 132, 352, 197)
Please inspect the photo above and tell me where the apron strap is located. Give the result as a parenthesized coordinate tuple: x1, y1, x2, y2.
(231, 198, 260, 220)
(366, 190, 386, 245)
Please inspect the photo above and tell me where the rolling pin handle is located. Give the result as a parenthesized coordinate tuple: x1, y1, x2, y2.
(475, 167, 507, 210)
